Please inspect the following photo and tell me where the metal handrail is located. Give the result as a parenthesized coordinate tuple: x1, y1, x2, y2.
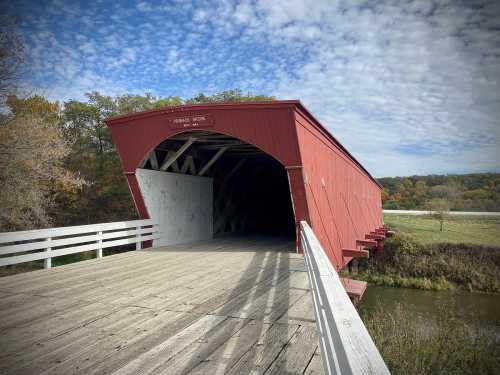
(300, 221, 390, 375)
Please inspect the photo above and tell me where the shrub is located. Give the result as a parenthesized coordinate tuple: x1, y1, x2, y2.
(362, 304, 500, 374)
(356, 234, 500, 293)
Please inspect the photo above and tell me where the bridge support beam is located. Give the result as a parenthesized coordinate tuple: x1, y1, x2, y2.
(160, 137, 196, 171)
(198, 147, 227, 176)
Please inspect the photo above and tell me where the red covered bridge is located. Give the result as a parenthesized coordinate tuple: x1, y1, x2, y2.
(0, 101, 391, 374)
(107, 100, 384, 274)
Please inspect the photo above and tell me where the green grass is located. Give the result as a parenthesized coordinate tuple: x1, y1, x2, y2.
(383, 214, 500, 247)
(355, 235, 500, 293)
(351, 214, 500, 293)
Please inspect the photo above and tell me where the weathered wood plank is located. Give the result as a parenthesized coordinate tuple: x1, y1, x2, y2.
(141, 317, 250, 374)
(1, 248, 228, 295)
(187, 321, 273, 375)
(265, 325, 319, 375)
(0, 302, 120, 360)
(213, 271, 308, 321)
(0, 297, 90, 332)
(110, 314, 227, 375)
(277, 290, 316, 326)
(225, 323, 300, 375)
(1, 307, 156, 374)
(38, 310, 200, 375)
(303, 350, 325, 375)
(0, 236, 315, 375)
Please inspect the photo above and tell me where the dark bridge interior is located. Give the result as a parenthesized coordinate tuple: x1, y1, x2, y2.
(141, 131, 296, 238)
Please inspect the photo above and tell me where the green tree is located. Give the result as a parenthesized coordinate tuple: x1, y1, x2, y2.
(426, 198, 450, 232)
(186, 89, 274, 103)
(153, 96, 183, 108)
(378, 173, 500, 212)
(414, 180, 427, 206)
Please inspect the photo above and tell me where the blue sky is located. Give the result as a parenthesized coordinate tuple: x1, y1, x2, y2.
(7, 0, 500, 177)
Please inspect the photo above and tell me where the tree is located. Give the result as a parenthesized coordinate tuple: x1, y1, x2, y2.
(186, 89, 274, 104)
(377, 174, 500, 211)
(0, 113, 84, 231)
(383, 200, 400, 210)
(381, 187, 390, 203)
(153, 96, 183, 108)
(414, 180, 427, 206)
(7, 95, 60, 124)
(426, 198, 450, 232)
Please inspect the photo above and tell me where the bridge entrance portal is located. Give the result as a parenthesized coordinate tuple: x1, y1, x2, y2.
(136, 131, 296, 247)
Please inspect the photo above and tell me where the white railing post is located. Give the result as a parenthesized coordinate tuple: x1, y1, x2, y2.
(136, 226, 142, 250)
(97, 231, 103, 258)
(44, 237, 52, 269)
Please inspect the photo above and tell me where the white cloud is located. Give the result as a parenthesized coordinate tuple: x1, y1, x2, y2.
(10, 0, 500, 176)
(221, 0, 500, 176)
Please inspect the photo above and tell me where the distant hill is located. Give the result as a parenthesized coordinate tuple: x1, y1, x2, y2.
(377, 173, 500, 211)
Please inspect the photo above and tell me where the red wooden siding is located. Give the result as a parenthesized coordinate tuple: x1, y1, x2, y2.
(293, 107, 382, 269)
(106, 101, 382, 271)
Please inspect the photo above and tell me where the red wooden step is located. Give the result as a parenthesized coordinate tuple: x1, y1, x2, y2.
(341, 277, 368, 305)
(342, 248, 369, 258)
(356, 239, 377, 248)
(366, 233, 385, 240)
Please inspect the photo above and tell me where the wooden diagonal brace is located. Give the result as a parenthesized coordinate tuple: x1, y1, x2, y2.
(160, 138, 196, 171)
(180, 155, 196, 174)
(149, 151, 159, 170)
(198, 147, 227, 176)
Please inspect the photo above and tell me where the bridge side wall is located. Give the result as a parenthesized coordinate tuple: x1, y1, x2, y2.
(136, 169, 213, 246)
(294, 108, 382, 270)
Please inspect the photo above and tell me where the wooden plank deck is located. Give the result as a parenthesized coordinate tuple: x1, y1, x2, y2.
(0, 236, 323, 375)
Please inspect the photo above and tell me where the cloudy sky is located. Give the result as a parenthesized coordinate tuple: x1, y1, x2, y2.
(6, 0, 500, 177)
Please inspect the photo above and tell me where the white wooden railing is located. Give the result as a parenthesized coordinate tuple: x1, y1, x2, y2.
(300, 221, 390, 375)
(0, 219, 159, 269)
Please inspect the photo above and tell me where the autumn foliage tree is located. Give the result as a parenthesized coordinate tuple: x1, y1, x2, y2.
(379, 174, 500, 211)
(0, 112, 84, 230)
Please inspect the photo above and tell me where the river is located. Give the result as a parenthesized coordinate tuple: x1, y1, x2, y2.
(359, 286, 500, 333)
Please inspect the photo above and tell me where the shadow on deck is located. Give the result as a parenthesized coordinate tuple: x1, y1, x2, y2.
(0, 236, 324, 375)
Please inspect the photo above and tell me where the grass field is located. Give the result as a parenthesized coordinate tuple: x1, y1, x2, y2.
(352, 214, 500, 293)
(383, 214, 500, 246)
